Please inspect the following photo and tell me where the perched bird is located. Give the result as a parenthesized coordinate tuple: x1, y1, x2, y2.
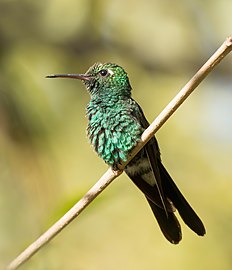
(47, 63, 206, 244)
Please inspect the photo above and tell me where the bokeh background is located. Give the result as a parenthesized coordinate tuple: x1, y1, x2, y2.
(1, 0, 232, 269)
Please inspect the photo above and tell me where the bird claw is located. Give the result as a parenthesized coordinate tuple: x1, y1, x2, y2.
(111, 163, 123, 176)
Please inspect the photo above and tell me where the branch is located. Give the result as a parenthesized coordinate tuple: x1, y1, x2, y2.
(6, 36, 232, 270)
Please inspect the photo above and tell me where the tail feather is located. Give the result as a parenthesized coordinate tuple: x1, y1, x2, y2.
(146, 198, 182, 244)
(158, 160, 206, 236)
(126, 171, 182, 244)
(126, 160, 206, 243)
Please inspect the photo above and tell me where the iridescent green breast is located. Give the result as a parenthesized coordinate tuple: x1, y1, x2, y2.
(86, 99, 142, 167)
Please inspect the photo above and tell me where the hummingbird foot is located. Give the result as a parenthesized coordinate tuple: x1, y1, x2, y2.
(111, 164, 124, 176)
(111, 168, 123, 177)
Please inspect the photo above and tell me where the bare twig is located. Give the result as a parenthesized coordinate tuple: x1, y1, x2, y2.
(6, 36, 232, 270)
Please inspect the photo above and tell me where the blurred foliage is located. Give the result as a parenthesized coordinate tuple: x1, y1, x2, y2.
(0, 0, 232, 269)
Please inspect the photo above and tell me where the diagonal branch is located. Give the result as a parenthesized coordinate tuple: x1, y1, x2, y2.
(6, 36, 232, 270)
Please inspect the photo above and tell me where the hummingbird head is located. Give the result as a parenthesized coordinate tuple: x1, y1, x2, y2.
(46, 63, 132, 98)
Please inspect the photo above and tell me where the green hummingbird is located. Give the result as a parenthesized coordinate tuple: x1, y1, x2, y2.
(47, 62, 206, 244)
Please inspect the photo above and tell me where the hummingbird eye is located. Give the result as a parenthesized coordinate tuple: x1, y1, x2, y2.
(99, 69, 108, 77)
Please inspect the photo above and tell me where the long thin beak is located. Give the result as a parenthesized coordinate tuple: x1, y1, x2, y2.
(46, 73, 91, 81)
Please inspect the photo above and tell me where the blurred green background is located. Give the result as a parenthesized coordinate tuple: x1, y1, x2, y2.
(1, 0, 232, 269)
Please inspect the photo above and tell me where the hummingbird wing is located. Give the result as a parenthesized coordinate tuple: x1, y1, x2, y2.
(129, 101, 167, 210)
(125, 100, 205, 243)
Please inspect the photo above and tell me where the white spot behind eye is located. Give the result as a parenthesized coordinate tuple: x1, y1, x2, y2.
(108, 69, 114, 76)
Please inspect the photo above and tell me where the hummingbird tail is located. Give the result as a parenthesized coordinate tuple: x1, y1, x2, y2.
(159, 160, 206, 236)
(126, 159, 205, 243)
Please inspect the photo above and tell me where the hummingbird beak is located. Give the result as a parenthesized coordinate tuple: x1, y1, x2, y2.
(46, 73, 91, 81)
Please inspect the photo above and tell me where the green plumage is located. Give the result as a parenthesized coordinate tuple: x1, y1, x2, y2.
(87, 98, 142, 166)
(85, 63, 143, 167)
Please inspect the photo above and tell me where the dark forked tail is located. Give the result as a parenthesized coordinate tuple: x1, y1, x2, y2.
(126, 160, 205, 244)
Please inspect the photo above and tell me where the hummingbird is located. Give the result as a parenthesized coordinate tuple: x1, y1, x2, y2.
(46, 62, 206, 244)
